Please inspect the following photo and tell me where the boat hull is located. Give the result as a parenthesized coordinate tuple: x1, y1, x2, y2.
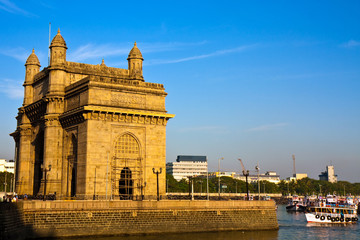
(305, 213, 358, 224)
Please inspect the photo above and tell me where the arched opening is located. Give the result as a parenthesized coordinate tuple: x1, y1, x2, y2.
(67, 134, 77, 197)
(33, 130, 44, 195)
(112, 133, 142, 200)
(119, 167, 133, 199)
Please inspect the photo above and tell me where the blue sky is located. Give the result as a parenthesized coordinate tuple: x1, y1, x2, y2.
(0, 0, 359, 182)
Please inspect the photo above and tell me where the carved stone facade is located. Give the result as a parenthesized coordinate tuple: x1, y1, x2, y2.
(11, 30, 174, 200)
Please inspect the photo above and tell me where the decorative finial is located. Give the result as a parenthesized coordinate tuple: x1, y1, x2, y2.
(134, 41, 137, 46)
(57, 28, 60, 34)
(32, 49, 35, 53)
(100, 58, 106, 66)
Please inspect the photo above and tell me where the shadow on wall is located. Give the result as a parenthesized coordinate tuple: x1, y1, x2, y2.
(0, 202, 55, 240)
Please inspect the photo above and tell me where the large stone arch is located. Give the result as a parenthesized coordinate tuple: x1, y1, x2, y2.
(66, 133, 77, 197)
(112, 132, 142, 199)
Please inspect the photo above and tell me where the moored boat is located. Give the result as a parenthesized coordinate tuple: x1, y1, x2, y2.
(305, 195, 358, 224)
(286, 195, 306, 212)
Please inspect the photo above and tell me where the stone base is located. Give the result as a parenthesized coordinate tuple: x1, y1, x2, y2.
(1, 200, 278, 239)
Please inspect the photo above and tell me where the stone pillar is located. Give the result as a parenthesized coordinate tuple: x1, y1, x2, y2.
(16, 122, 33, 195)
(40, 112, 64, 195)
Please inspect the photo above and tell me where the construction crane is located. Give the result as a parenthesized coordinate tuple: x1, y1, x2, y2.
(238, 158, 250, 200)
(292, 154, 296, 178)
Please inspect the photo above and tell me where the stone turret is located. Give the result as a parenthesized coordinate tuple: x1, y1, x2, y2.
(50, 29, 67, 66)
(127, 42, 144, 81)
(24, 49, 41, 105)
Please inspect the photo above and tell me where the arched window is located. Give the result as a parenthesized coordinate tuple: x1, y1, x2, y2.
(112, 133, 141, 199)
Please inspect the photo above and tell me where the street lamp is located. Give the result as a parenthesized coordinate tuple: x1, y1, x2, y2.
(153, 168, 162, 201)
(255, 163, 260, 200)
(218, 157, 224, 198)
(319, 184, 322, 196)
(41, 164, 52, 201)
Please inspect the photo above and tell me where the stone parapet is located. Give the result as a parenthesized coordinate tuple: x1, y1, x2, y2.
(1, 200, 278, 239)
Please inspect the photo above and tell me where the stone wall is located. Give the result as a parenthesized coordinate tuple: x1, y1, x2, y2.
(0, 200, 278, 239)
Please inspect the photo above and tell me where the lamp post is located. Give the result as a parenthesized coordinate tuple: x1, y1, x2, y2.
(93, 167, 97, 200)
(198, 179, 203, 195)
(206, 157, 209, 200)
(41, 164, 52, 201)
(319, 184, 322, 196)
(218, 157, 223, 198)
(263, 181, 266, 194)
(255, 163, 260, 200)
(4, 170, 7, 196)
(244, 170, 249, 200)
(153, 168, 162, 201)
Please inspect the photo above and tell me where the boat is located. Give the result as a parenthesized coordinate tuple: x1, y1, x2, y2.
(286, 195, 306, 212)
(305, 195, 358, 224)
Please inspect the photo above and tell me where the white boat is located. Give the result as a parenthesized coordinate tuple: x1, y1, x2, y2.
(286, 195, 306, 212)
(305, 196, 358, 224)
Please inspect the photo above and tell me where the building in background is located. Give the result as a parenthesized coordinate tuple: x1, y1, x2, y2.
(0, 159, 15, 174)
(234, 171, 281, 184)
(166, 155, 208, 181)
(319, 165, 337, 183)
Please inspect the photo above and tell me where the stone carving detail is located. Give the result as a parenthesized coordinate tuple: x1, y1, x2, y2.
(45, 116, 61, 127)
(111, 92, 146, 108)
(80, 111, 169, 126)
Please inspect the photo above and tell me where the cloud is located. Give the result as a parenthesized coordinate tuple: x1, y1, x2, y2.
(68, 44, 129, 62)
(0, 0, 34, 16)
(341, 40, 360, 48)
(0, 47, 30, 62)
(145, 44, 256, 65)
(245, 123, 288, 132)
(68, 41, 208, 63)
(0, 79, 23, 99)
(0, 47, 46, 65)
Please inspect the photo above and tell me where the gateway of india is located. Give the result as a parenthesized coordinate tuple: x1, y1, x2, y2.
(11, 30, 174, 200)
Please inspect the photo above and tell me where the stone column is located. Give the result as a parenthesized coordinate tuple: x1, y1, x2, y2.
(40, 112, 64, 196)
(16, 123, 33, 195)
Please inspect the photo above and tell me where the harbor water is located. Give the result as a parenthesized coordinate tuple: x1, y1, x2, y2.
(58, 204, 360, 240)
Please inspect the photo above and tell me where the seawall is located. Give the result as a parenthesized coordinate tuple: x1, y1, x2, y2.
(1, 200, 278, 239)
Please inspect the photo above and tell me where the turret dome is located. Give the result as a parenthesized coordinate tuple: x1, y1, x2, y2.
(127, 42, 143, 60)
(25, 49, 41, 67)
(50, 29, 67, 49)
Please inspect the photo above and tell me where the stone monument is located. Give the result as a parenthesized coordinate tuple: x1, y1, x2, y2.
(11, 30, 174, 200)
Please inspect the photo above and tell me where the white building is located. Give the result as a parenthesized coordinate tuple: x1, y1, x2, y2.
(166, 155, 208, 181)
(319, 165, 337, 183)
(0, 159, 15, 174)
(233, 171, 281, 184)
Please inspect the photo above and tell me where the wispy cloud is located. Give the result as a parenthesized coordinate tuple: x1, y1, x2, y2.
(0, 47, 46, 64)
(68, 41, 208, 63)
(341, 40, 360, 48)
(0, 79, 23, 99)
(177, 126, 228, 133)
(0, 47, 31, 62)
(0, 0, 34, 16)
(245, 123, 289, 132)
(68, 44, 129, 62)
(145, 44, 256, 65)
